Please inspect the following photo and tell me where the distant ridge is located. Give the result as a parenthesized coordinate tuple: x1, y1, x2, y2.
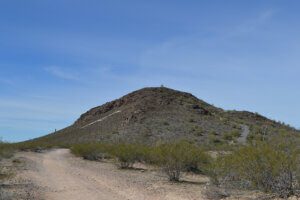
(34, 87, 298, 145)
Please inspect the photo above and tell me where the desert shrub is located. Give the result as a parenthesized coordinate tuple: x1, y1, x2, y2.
(222, 133, 233, 141)
(71, 143, 112, 161)
(15, 141, 68, 152)
(247, 126, 269, 142)
(223, 130, 241, 141)
(110, 143, 147, 168)
(189, 118, 195, 123)
(231, 130, 241, 138)
(71, 142, 153, 168)
(151, 141, 211, 181)
(163, 121, 169, 126)
(0, 142, 14, 160)
(210, 136, 300, 198)
(208, 134, 223, 145)
(71, 141, 213, 180)
(191, 126, 204, 136)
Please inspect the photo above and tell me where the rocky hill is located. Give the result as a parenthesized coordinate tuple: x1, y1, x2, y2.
(35, 87, 298, 145)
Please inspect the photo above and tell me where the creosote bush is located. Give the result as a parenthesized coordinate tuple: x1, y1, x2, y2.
(71, 143, 112, 161)
(210, 133, 300, 198)
(151, 141, 211, 181)
(71, 141, 211, 181)
(71, 143, 151, 169)
(0, 142, 14, 160)
(110, 143, 150, 169)
(222, 130, 241, 141)
(15, 141, 69, 152)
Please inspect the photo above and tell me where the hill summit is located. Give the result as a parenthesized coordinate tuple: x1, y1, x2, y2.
(37, 87, 297, 145)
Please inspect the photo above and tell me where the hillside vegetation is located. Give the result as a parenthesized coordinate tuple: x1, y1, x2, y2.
(71, 141, 211, 181)
(31, 87, 298, 146)
(69, 133, 300, 198)
(16, 87, 300, 198)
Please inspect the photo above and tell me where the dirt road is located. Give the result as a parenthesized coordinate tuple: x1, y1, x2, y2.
(18, 149, 208, 200)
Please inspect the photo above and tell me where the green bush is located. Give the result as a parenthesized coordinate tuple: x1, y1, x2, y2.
(208, 134, 223, 145)
(223, 130, 241, 141)
(15, 141, 68, 152)
(233, 130, 241, 137)
(222, 132, 233, 141)
(70, 141, 212, 181)
(0, 143, 14, 160)
(71, 143, 152, 168)
(210, 136, 300, 198)
(71, 143, 112, 161)
(246, 126, 269, 142)
(151, 141, 211, 181)
(110, 143, 149, 169)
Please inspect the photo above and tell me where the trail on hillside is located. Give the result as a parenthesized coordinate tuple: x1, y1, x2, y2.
(81, 110, 122, 128)
(237, 125, 250, 144)
(19, 149, 208, 200)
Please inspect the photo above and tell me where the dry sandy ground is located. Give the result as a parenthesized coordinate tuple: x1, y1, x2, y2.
(11, 149, 299, 200)
(17, 149, 210, 200)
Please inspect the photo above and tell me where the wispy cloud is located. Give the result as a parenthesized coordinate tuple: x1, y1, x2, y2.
(139, 9, 277, 75)
(44, 66, 80, 81)
(231, 9, 276, 36)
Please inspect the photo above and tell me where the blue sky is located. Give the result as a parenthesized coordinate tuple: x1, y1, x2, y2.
(1, 0, 300, 142)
